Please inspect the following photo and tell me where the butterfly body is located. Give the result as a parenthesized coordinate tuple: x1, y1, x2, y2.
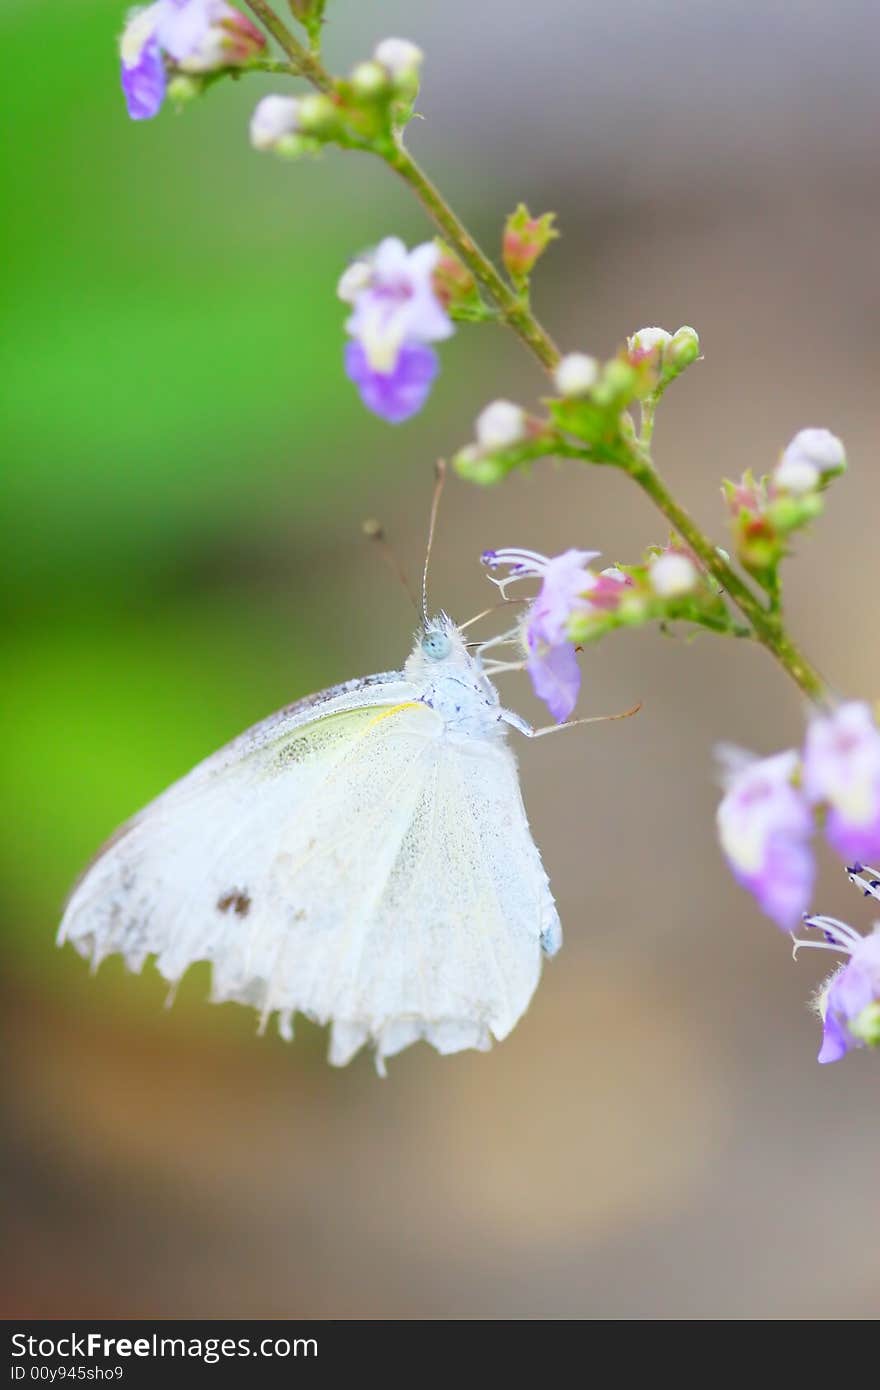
(59, 615, 561, 1072)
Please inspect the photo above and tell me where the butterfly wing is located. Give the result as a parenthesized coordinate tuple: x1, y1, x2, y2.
(59, 669, 411, 963)
(60, 681, 559, 1072)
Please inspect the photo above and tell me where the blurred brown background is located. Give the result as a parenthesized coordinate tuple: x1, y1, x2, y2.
(3, 0, 879, 1319)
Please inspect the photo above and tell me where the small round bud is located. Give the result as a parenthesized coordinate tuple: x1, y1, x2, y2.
(373, 37, 424, 82)
(553, 352, 599, 397)
(627, 326, 672, 362)
(774, 454, 820, 495)
(475, 400, 527, 451)
(350, 60, 389, 99)
(593, 358, 637, 405)
(297, 93, 338, 138)
(783, 427, 846, 475)
(337, 259, 372, 304)
(454, 445, 505, 485)
(249, 95, 302, 151)
(667, 325, 700, 370)
(166, 74, 201, 105)
(649, 551, 699, 598)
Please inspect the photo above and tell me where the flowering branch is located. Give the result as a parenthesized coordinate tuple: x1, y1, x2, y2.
(624, 452, 829, 705)
(242, 2, 560, 366)
(232, 1, 827, 706)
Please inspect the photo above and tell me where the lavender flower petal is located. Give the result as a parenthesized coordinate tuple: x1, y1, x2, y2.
(526, 641, 581, 724)
(121, 35, 167, 121)
(344, 340, 438, 424)
(817, 1006, 850, 1064)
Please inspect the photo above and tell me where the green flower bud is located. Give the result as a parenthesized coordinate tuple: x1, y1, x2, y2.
(454, 446, 506, 486)
(350, 60, 390, 100)
(297, 93, 340, 138)
(166, 73, 202, 106)
(592, 358, 636, 406)
(666, 325, 700, 373)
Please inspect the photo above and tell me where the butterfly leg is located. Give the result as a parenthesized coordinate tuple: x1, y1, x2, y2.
(501, 703, 641, 738)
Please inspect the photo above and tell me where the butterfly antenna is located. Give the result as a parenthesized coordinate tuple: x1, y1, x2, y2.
(362, 518, 419, 615)
(421, 459, 447, 625)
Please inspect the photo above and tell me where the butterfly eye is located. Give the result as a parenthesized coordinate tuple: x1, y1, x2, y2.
(421, 629, 451, 660)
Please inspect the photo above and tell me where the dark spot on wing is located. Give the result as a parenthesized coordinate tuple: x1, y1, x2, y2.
(217, 889, 251, 917)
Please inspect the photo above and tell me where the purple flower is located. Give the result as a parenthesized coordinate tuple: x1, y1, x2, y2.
(798, 871, 880, 1062)
(802, 702, 880, 864)
(120, 7, 169, 120)
(481, 548, 603, 722)
(338, 238, 453, 422)
(344, 340, 438, 425)
(120, 2, 261, 121)
(716, 748, 815, 931)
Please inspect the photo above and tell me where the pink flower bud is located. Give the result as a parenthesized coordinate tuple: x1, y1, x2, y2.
(502, 204, 558, 283)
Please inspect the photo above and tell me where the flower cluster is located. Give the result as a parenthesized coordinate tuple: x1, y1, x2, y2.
(336, 238, 453, 423)
(723, 427, 846, 580)
(249, 36, 424, 158)
(456, 330, 703, 486)
(797, 869, 880, 1063)
(480, 542, 718, 723)
(120, 1, 264, 121)
(717, 702, 880, 931)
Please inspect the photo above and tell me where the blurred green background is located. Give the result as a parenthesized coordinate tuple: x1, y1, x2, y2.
(4, 0, 880, 1318)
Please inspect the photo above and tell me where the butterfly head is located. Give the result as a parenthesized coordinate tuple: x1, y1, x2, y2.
(407, 612, 476, 680)
(420, 623, 453, 661)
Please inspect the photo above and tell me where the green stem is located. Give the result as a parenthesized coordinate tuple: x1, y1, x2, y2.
(639, 395, 657, 448)
(243, 1, 830, 706)
(383, 140, 561, 370)
(243, 0, 332, 90)
(244, 57, 300, 76)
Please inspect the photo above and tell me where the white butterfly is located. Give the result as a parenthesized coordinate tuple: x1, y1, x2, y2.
(58, 481, 630, 1073)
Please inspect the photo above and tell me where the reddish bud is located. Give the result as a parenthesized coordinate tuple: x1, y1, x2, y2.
(433, 241, 481, 314)
(502, 203, 558, 283)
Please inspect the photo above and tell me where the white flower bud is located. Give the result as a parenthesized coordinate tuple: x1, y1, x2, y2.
(373, 37, 424, 81)
(628, 326, 672, 358)
(336, 259, 373, 303)
(249, 95, 301, 151)
(773, 454, 821, 495)
(553, 352, 599, 397)
(350, 60, 389, 98)
(650, 551, 699, 598)
(475, 400, 527, 451)
(783, 427, 846, 474)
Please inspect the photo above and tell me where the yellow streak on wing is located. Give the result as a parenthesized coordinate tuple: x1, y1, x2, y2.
(366, 701, 424, 729)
